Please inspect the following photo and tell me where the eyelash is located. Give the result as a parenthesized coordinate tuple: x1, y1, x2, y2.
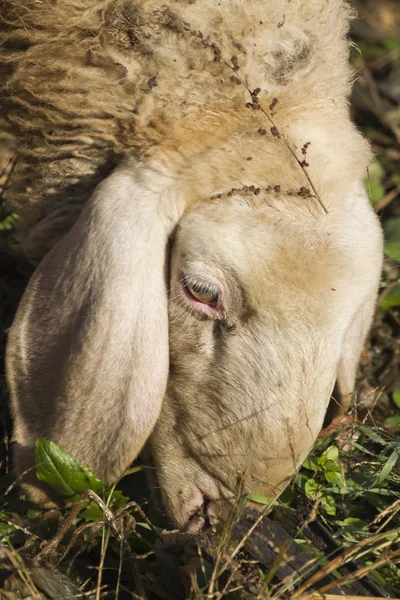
(184, 277, 218, 298)
(179, 273, 221, 313)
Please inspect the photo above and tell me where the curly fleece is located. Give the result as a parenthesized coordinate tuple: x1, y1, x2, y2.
(0, 0, 366, 256)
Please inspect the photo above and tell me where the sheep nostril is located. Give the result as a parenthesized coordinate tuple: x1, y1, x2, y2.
(182, 491, 211, 532)
(184, 495, 221, 532)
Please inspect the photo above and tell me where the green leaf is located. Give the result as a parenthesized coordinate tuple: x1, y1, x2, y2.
(375, 450, 398, 485)
(321, 494, 336, 516)
(392, 392, 400, 409)
(0, 213, 20, 232)
(82, 502, 104, 522)
(380, 286, 400, 311)
(384, 245, 400, 263)
(302, 455, 319, 471)
(321, 445, 339, 464)
(247, 493, 276, 506)
(367, 161, 385, 205)
(304, 479, 321, 499)
(35, 438, 105, 502)
(385, 416, 400, 428)
(111, 489, 129, 510)
(0, 522, 25, 546)
(352, 442, 378, 457)
(325, 470, 344, 486)
(342, 518, 368, 529)
(359, 426, 387, 445)
(279, 487, 295, 505)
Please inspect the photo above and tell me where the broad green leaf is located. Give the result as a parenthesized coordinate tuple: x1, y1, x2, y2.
(322, 445, 339, 463)
(302, 455, 319, 471)
(324, 461, 341, 472)
(380, 286, 400, 311)
(304, 479, 321, 499)
(392, 392, 400, 409)
(321, 494, 336, 516)
(385, 416, 400, 428)
(342, 518, 368, 529)
(35, 438, 105, 502)
(111, 489, 129, 510)
(325, 470, 343, 486)
(279, 487, 295, 505)
(82, 503, 104, 522)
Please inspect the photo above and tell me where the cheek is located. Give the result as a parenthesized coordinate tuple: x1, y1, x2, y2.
(168, 304, 216, 361)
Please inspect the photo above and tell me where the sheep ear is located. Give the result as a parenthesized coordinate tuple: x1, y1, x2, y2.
(324, 293, 378, 427)
(7, 164, 182, 501)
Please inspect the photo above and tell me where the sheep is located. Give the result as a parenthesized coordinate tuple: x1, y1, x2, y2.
(1, 0, 383, 530)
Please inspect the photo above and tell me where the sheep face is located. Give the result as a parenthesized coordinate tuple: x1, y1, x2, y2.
(6, 165, 382, 525)
(2, 0, 384, 529)
(150, 194, 382, 529)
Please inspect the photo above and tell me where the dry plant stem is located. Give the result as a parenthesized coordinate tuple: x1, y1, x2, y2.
(207, 508, 236, 595)
(373, 498, 400, 529)
(292, 526, 400, 597)
(374, 188, 399, 212)
(207, 479, 246, 596)
(217, 498, 275, 579)
(77, 585, 109, 598)
(298, 595, 398, 600)
(35, 490, 130, 562)
(96, 526, 111, 600)
(115, 533, 124, 600)
(4, 517, 43, 543)
(216, 562, 243, 599)
(197, 545, 209, 591)
(59, 520, 104, 564)
(34, 496, 86, 563)
(4, 547, 41, 599)
(219, 57, 328, 214)
(352, 538, 394, 565)
(0, 153, 16, 202)
(116, 500, 161, 541)
(0, 153, 16, 185)
(263, 537, 292, 587)
(317, 548, 400, 595)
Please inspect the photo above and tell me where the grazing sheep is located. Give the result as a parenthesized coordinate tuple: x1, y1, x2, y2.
(1, 0, 383, 529)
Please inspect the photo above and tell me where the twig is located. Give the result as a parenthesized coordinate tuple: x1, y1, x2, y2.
(96, 526, 111, 600)
(184, 27, 328, 214)
(219, 61, 328, 214)
(316, 547, 400, 595)
(374, 188, 399, 212)
(292, 527, 400, 597)
(298, 594, 397, 600)
(115, 500, 161, 541)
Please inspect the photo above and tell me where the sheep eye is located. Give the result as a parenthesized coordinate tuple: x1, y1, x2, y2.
(183, 278, 219, 307)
